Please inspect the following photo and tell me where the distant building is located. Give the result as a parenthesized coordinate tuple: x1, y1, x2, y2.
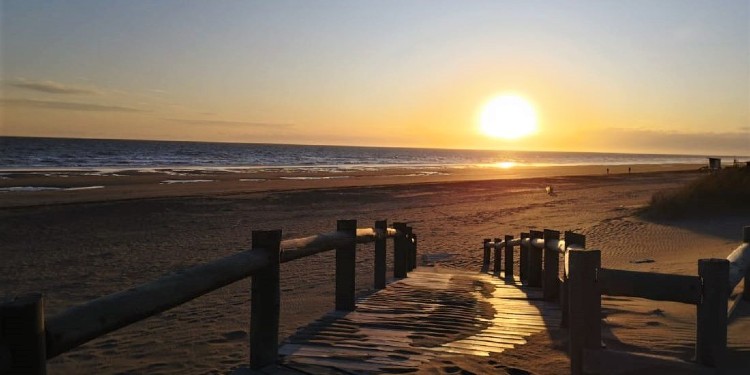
(708, 157, 721, 173)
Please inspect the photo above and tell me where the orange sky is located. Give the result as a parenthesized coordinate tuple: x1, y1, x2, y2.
(1, 1, 748, 155)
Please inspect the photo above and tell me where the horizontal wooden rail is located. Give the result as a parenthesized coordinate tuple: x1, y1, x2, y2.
(486, 238, 584, 253)
(484, 225, 748, 372)
(727, 242, 750, 292)
(598, 268, 702, 304)
(45, 226, 401, 360)
(46, 250, 270, 359)
(280, 227, 397, 263)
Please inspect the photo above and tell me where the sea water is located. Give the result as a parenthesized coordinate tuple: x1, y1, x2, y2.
(0, 136, 726, 171)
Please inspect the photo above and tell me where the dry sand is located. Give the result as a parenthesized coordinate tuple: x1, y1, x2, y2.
(1, 164, 749, 374)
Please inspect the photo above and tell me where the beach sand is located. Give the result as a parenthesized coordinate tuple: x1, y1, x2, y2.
(2, 164, 749, 374)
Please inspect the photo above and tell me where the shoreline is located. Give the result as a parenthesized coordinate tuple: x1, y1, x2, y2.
(0, 163, 703, 208)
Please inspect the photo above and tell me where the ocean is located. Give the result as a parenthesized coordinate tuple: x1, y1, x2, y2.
(0, 136, 726, 171)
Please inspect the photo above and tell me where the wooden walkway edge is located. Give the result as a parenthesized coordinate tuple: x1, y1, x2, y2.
(245, 267, 562, 374)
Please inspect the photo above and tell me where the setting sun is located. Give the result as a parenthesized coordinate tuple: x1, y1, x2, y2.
(479, 95, 538, 140)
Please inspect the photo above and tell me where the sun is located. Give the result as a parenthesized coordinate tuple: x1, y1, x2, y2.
(479, 95, 538, 139)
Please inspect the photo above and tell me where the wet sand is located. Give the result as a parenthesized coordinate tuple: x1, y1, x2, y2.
(2, 164, 749, 374)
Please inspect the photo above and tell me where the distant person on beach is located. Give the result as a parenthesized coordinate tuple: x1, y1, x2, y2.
(628, 167, 631, 174)
(606, 168, 609, 175)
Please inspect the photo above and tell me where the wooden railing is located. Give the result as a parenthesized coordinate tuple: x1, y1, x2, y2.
(481, 225, 750, 374)
(0, 219, 418, 374)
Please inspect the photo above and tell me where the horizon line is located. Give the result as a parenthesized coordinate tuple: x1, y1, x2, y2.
(0, 134, 746, 159)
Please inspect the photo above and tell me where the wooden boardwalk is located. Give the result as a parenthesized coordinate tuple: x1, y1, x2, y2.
(264, 267, 562, 374)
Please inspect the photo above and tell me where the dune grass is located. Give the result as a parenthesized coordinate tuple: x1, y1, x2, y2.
(643, 167, 750, 219)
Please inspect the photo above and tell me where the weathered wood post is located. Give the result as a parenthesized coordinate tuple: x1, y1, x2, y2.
(528, 230, 544, 287)
(374, 220, 387, 290)
(250, 230, 282, 370)
(561, 231, 586, 328)
(568, 249, 601, 375)
(393, 222, 408, 278)
(482, 238, 491, 273)
(0, 294, 46, 375)
(543, 229, 560, 301)
(520, 232, 529, 283)
(335, 220, 357, 311)
(504, 235, 514, 282)
(411, 233, 418, 271)
(744, 226, 750, 301)
(493, 237, 502, 276)
(406, 226, 415, 271)
(696, 258, 729, 367)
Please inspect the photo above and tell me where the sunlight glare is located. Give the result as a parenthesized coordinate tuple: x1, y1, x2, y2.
(494, 161, 516, 169)
(479, 95, 538, 140)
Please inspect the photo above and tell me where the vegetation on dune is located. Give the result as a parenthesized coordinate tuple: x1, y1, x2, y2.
(642, 167, 750, 219)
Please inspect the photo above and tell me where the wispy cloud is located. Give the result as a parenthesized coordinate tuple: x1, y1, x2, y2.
(5, 79, 100, 95)
(1, 98, 144, 112)
(165, 118, 294, 128)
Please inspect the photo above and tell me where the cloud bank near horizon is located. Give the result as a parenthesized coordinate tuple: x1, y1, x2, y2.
(5, 79, 101, 95)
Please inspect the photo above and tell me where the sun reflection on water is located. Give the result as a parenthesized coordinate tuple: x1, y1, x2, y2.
(494, 161, 516, 169)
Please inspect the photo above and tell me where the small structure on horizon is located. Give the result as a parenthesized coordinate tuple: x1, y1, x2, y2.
(708, 157, 721, 174)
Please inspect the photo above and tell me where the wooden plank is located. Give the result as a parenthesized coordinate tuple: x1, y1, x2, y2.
(286, 356, 405, 373)
(598, 268, 701, 304)
(442, 340, 512, 352)
(279, 267, 562, 372)
(422, 346, 490, 356)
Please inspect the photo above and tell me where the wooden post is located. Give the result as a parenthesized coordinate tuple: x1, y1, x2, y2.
(393, 222, 408, 278)
(528, 230, 544, 287)
(335, 220, 357, 311)
(406, 226, 415, 271)
(568, 249, 601, 375)
(543, 229, 560, 301)
(482, 238, 491, 273)
(412, 233, 418, 271)
(374, 220, 387, 290)
(744, 226, 750, 301)
(0, 293, 46, 375)
(520, 232, 529, 283)
(504, 235, 514, 282)
(696, 258, 729, 367)
(250, 229, 282, 370)
(493, 237, 502, 276)
(561, 231, 586, 328)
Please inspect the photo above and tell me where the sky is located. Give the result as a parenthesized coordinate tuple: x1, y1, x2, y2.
(1, 0, 748, 155)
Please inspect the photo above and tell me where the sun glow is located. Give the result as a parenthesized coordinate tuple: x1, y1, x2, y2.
(479, 95, 538, 140)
